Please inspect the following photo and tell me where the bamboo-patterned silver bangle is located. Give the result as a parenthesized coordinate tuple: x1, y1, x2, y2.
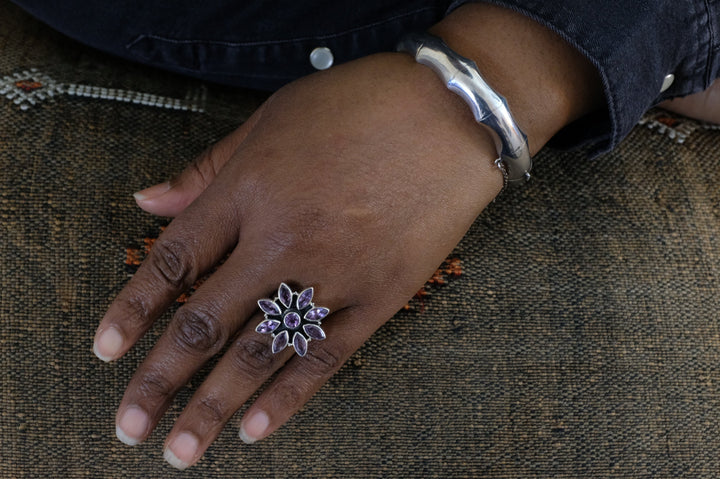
(397, 33, 532, 183)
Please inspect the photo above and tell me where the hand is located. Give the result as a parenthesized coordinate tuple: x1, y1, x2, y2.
(660, 78, 720, 124)
(93, 4, 602, 469)
(94, 52, 504, 469)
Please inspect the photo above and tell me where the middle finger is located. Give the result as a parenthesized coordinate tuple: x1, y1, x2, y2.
(163, 298, 351, 469)
(114, 246, 282, 446)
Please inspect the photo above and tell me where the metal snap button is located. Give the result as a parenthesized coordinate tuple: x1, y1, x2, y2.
(310, 47, 334, 70)
(660, 73, 675, 93)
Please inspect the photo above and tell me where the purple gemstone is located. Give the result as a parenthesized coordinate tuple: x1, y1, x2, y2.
(303, 323, 326, 341)
(272, 330, 289, 354)
(297, 288, 314, 309)
(305, 307, 329, 321)
(293, 332, 308, 357)
(278, 283, 293, 308)
(284, 312, 301, 329)
(258, 299, 281, 316)
(256, 319, 280, 334)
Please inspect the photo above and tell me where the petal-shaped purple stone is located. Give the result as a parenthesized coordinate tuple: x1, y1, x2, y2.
(278, 283, 293, 308)
(304, 307, 329, 322)
(297, 287, 314, 309)
(303, 323, 326, 341)
(293, 332, 308, 357)
(284, 312, 301, 329)
(258, 299, 281, 316)
(256, 319, 280, 334)
(272, 330, 289, 354)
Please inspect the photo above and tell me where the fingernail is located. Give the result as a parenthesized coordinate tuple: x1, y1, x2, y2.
(116, 406, 149, 446)
(93, 326, 124, 362)
(164, 431, 199, 470)
(239, 410, 269, 444)
(133, 181, 171, 201)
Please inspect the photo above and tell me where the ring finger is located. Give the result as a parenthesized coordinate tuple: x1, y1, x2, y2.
(162, 301, 377, 469)
(113, 247, 276, 447)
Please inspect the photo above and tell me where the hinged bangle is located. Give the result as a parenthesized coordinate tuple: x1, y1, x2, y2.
(397, 33, 532, 183)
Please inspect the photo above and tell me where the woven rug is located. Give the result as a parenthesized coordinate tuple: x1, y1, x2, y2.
(2, 2, 720, 477)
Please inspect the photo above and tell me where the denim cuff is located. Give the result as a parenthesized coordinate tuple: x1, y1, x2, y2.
(449, 0, 719, 157)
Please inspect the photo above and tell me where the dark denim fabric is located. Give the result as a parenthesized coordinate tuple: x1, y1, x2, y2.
(456, 0, 720, 156)
(12, 1, 451, 88)
(13, 0, 719, 156)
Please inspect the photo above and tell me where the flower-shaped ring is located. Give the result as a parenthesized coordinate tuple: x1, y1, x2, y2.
(256, 283, 329, 357)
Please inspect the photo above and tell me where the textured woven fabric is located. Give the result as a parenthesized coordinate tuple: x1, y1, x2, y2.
(3, 1, 720, 477)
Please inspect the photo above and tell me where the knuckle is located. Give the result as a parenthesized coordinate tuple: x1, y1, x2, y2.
(230, 337, 277, 376)
(117, 293, 152, 329)
(172, 305, 226, 354)
(147, 238, 194, 289)
(189, 148, 217, 189)
(303, 342, 345, 373)
(196, 395, 229, 424)
(274, 379, 307, 409)
(137, 368, 174, 402)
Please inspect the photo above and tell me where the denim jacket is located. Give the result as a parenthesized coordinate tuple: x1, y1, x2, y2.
(15, 0, 720, 156)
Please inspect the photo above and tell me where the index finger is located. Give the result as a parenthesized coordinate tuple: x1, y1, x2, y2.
(93, 191, 241, 362)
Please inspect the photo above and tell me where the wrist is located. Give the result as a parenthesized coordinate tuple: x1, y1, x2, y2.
(352, 51, 507, 207)
(291, 51, 508, 209)
(398, 33, 532, 183)
(429, 3, 603, 155)
(391, 52, 507, 201)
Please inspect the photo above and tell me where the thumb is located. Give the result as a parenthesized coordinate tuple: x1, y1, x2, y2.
(133, 101, 268, 217)
(133, 142, 228, 217)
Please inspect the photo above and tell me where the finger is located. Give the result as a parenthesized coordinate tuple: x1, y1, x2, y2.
(112, 247, 272, 446)
(134, 101, 268, 217)
(161, 294, 352, 469)
(93, 187, 241, 363)
(237, 305, 377, 445)
(160, 314, 293, 469)
(112, 248, 345, 448)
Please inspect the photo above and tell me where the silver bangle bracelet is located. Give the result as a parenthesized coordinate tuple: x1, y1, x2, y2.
(397, 33, 532, 183)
